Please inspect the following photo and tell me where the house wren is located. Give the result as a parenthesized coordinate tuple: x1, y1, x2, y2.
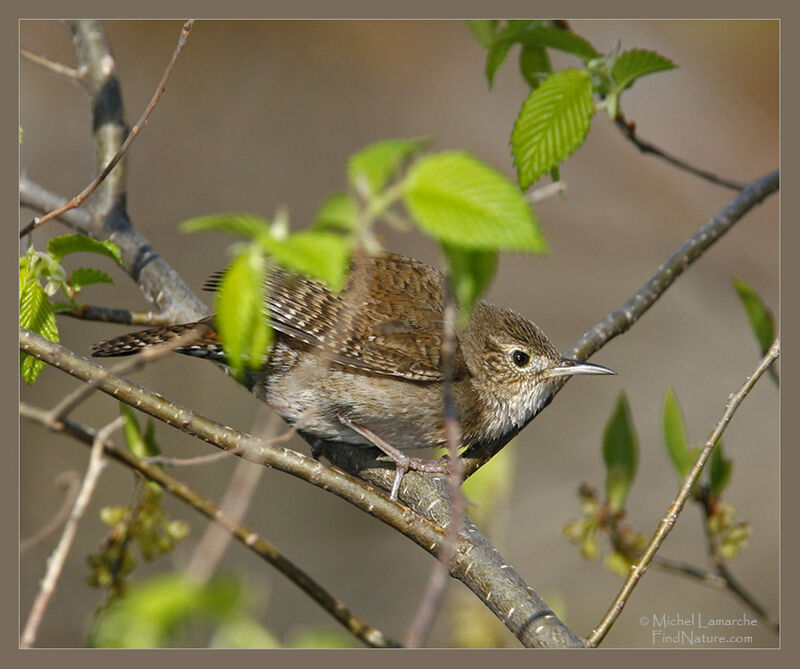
(92, 252, 614, 497)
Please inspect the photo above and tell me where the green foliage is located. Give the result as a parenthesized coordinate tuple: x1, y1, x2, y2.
(732, 277, 776, 357)
(89, 573, 246, 647)
(181, 213, 272, 239)
(403, 151, 547, 252)
(441, 245, 498, 328)
(602, 393, 639, 512)
(709, 442, 733, 501)
(259, 231, 351, 292)
(47, 234, 124, 266)
(348, 137, 430, 196)
(120, 403, 162, 460)
(518, 44, 552, 89)
(468, 21, 676, 188)
(312, 191, 359, 233)
(215, 244, 273, 376)
(511, 68, 595, 189)
(19, 237, 121, 384)
(87, 483, 189, 601)
(611, 48, 677, 92)
(662, 387, 692, 478)
(459, 440, 515, 528)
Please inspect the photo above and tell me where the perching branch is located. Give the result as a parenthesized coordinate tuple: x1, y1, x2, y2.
(20, 327, 583, 648)
(586, 337, 780, 646)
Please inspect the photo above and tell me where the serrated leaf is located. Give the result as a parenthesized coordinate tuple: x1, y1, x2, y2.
(602, 393, 639, 512)
(467, 20, 500, 49)
(519, 26, 600, 61)
(69, 267, 114, 291)
(404, 151, 547, 252)
(348, 137, 430, 196)
(709, 442, 733, 500)
(259, 231, 351, 291)
(216, 245, 273, 376)
(511, 69, 595, 189)
(20, 277, 59, 385)
(519, 44, 552, 89)
(441, 244, 497, 327)
(663, 388, 692, 478)
(732, 277, 776, 356)
(612, 48, 676, 92)
(312, 191, 359, 233)
(180, 214, 272, 240)
(47, 234, 123, 266)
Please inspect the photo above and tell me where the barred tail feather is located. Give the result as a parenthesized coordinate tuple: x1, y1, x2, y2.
(90, 317, 224, 360)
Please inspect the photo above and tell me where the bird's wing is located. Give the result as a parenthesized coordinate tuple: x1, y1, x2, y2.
(204, 252, 468, 381)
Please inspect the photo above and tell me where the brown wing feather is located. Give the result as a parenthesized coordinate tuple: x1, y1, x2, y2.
(204, 252, 468, 381)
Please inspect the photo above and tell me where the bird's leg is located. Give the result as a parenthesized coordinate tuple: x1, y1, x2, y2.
(337, 414, 448, 501)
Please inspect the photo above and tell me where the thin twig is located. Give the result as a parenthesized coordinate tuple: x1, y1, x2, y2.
(20, 472, 81, 554)
(403, 279, 466, 647)
(586, 337, 780, 647)
(19, 20, 194, 238)
(19, 403, 400, 648)
(20, 47, 83, 80)
(20, 416, 124, 648)
(60, 305, 173, 327)
(614, 114, 746, 192)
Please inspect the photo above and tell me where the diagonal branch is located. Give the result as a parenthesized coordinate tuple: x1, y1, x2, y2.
(20, 403, 400, 648)
(461, 169, 779, 474)
(586, 337, 780, 646)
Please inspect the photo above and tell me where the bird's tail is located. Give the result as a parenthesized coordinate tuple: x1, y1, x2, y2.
(90, 316, 224, 360)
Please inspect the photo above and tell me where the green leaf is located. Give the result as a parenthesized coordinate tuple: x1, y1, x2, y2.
(709, 442, 733, 500)
(485, 40, 514, 87)
(211, 619, 281, 649)
(482, 20, 540, 87)
(602, 393, 639, 512)
(612, 48, 676, 92)
(46, 234, 123, 266)
(441, 244, 497, 327)
(89, 573, 243, 648)
(180, 214, 272, 240)
(403, 151, 547, 252)
(69, 267, 114, 291)
(20, 274, 59, 385)
(120, 404, 161, 460)
(519, 26, 600, 61)
(732, 277, 776, 356)
(460, 440, 515, 527)
(216, 245, 273, 375)
(347, 137, 430, 196)
(467, 20, 500, 49)
(662, 388, 692, 478)
(518, 44, 552, 89)
(259, 231, 351, 291)
(312, 191, 359, 233)
(512, 69, 595, 189)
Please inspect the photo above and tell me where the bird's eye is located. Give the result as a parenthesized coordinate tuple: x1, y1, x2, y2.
(511, 349, 531, 368)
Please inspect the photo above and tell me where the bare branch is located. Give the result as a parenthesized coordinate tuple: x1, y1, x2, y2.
(59, 305, 173, 326)
(20, 21, 194, 238)
(614, 114, 746, 192)
(20, 472, 81, 554)
(461, 169, 779, 474)
(20, 416, 123, 648)
(586, 337, 780, 646)
(19, 403, 399, 648)
(20, 47, 83, 81)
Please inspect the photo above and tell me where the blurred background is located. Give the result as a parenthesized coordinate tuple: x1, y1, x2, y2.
(20, 20, 778, 647)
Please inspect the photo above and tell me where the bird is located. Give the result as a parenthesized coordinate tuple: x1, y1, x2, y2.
(92, 251, 615, 498)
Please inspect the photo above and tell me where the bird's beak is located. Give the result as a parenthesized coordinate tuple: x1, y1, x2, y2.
(547, 358, 617, 379)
